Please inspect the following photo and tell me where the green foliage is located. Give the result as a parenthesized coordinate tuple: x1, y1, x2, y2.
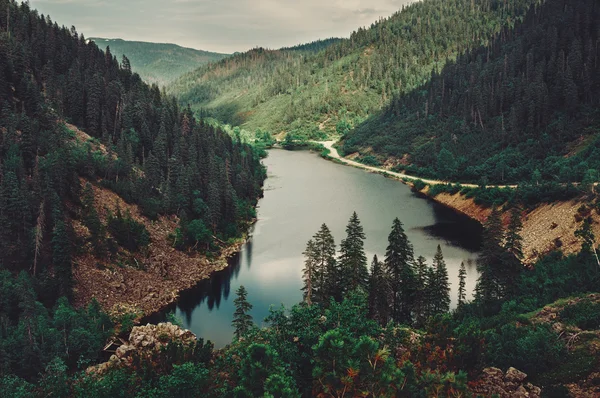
(170, 0, 538, 144)
(559, 300, 600, 330)
(92, 38, 229, 85)
(346, 0, 600, 185)
(107, 206, 150, 252)
(338, 212, 369, 294)
(232, 286, 254, 339)
(484, 323, 566, 378)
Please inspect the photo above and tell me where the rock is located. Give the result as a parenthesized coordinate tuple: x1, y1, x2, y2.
(471, 367, 541, 398)
(506, 367, 528, 383)
(88, 322, 199, 375)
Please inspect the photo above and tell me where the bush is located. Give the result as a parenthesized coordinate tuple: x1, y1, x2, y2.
(107, 206, 150, 252)
(559, 299, 600, 330)
(412, 179, 426, 191)
(484, 323, 566, 379)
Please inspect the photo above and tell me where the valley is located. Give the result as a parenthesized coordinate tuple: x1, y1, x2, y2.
(1, 0, 599, 396)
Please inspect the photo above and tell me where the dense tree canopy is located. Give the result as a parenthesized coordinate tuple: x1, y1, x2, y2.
(345, 0, 600, 184)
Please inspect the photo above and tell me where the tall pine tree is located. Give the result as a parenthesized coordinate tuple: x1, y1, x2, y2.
(384, 218, 417, 324)
(338, 212, 369, 295)
(232, 285, 253, 339)
(431, 245, 450, 315)
(368, 255, 389, 325)
(457, 262, 467, 309)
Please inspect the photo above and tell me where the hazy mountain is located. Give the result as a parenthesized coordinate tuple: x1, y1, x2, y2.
(91, 38, 230, 85)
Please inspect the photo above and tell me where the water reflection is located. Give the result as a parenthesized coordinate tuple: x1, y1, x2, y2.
(151, 150, 482, 348)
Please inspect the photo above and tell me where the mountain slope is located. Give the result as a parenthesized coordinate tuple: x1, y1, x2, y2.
(343, 0, 600, 185)
(169, 0, 539, 138)
(0, 0, 264, 305)
(91, 38, 229, 85)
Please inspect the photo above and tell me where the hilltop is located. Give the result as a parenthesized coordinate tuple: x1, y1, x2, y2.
(168, 0, 539, 139)
(91, 38, 229, 85)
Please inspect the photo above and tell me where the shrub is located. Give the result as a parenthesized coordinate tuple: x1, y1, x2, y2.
(107, 206, 150, 252)
(559, 299, 600, 330)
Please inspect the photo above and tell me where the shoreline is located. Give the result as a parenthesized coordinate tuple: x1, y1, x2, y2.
(72, 179, 258, 322)
(311, 144, 596, 264)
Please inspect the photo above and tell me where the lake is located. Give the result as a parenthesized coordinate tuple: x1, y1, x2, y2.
(155, 149, 481, 347)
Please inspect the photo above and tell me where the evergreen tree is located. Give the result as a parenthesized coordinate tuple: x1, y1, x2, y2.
(52, 217, 73, 300)
(81, 183, 105, 256)
(338, 212, 369, 295)
(232, 285, 253, 339)
(367, 255, 389, 325)
(312, 224, 338, 304)
(431, 245, 450, 315)
(475, 207, 505, 307)
(504, 207, 524, 261)
(302, 239, 317, 305)
(384, 218, 417, 324)
(413, 255, 429, 326)
(457, 262, 467, 309)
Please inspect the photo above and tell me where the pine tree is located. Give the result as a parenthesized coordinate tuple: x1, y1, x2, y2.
(504, 207, 523, 260)
(232, 285, 253, 339)
(475, 206, 505, 307)
(52, 217, 73, 300)
(384, 218, 417, 324)
(338, 212, 369, 295)
(457, 262, 467, 309)
(302, 239, 317, 305)
(413, 255, 429, 326)
(81, 183, 105, 256)
(368, 255, 389, 325)
(431, 245, 450, 315)
(312, 224, 338, 304)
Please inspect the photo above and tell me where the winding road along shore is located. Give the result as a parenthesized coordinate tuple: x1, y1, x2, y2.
(318, 141, 516, 189)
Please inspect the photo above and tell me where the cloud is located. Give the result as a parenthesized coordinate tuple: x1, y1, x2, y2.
(29, 0, 415, 53)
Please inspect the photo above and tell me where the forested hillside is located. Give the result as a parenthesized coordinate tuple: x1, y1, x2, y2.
(344, 0, 600, 185)
(91, 38, 229, 85)
(0, 0, 264, 381)
(169, 0, 539, 139)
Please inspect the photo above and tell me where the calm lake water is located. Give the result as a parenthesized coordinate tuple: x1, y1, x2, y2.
(154, 149, 481, 347)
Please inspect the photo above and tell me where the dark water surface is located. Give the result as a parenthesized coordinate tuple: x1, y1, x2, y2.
(154, 149, 481, 347)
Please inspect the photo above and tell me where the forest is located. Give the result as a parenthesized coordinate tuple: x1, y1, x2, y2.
(0, 0, 264, 392)
(1, 0, 599, 396)
(168, 0, 540, 141)
(344, 0, 600, 185)
(2, 208, 598, 396)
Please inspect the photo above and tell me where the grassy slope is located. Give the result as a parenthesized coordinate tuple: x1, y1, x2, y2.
(168, 0, 538, 138)
(91, 38, 229, 85)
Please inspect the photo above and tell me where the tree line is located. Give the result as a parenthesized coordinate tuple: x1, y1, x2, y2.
(345, 0, 600, 186)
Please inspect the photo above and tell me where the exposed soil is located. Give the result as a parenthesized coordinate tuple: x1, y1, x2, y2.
(432, 193, 600, 264)
(72, 179, 246, 319)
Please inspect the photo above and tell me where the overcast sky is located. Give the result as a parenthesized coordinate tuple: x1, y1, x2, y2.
(29, 0, 414, 53)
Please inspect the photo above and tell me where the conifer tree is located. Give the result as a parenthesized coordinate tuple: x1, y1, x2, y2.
(312, 224, 338, 303)
(457, 262, 467, 309)
(504, 207, 524, 261)
(368, 255, 389, 325)
(475, 206, 505, 307)
(52, 217, 73, 300)
(431, 245, 450, 315)
(384, 218, 417, 324)
(302, 239, 317, 305)
(414, 256, 429, 326)
(81, 183, 105, 256)
(232, 285, 253, 339)
(338, 212, 369, 295)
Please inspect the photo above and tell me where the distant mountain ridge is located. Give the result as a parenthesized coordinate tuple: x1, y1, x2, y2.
(167, 0, 539, 138)
(90, 38, 229, 85)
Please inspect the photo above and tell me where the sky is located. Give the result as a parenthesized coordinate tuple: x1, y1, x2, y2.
(29, 0, 415, 54)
